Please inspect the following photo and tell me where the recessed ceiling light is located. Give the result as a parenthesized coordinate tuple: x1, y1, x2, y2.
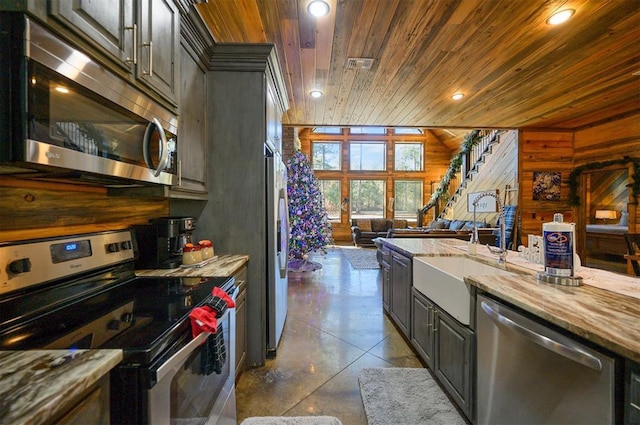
(310, 90, 323, 98)
(451, 92, 464, 101)
(308, 0, 330, 17)
(547, 9, 575, 25)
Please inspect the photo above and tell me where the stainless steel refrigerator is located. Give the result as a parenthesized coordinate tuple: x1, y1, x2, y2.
(266, 149, 289, 356)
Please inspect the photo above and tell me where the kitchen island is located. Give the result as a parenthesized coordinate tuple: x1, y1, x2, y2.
(0, 349, 122, 424)
(379, 237, 640, 423)
(380, 237, 640, 361)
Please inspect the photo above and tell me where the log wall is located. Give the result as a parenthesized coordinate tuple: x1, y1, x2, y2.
(297, 128, 452, 242)
(0, 177, 169, 242)
(517, 130, 575, 247)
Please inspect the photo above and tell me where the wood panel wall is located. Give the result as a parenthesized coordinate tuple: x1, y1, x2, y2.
(297, 127, 452, 242)
(445, 130, 518, 224)
(0, 177, 169, 242)
(574, 114, 640, 232)
(517, 130, 575, 246)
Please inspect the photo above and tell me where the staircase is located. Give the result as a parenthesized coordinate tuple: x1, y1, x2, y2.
(440, 130, 502, 217)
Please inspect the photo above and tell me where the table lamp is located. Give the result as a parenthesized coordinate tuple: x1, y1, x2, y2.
(595, 209, 617, 224)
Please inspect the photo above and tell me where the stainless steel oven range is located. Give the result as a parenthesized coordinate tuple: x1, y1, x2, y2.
(0, 230, 237, 425)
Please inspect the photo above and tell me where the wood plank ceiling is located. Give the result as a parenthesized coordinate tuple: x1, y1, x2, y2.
(197, 0, 640, 134)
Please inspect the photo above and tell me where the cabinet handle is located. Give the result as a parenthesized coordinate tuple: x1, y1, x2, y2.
(426, 306, 432, 328)
(143, 41, 153, 76)
(178, 160, 182, 186)
(125, 24, 137, 64)
(433, 310, 438, 332)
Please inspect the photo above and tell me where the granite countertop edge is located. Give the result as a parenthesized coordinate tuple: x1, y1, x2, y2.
(135, 254, 249, 278)
(0, 349, 123, 424)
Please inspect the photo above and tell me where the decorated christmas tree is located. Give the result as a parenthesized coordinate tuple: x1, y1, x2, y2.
(286, 149, 333, 271)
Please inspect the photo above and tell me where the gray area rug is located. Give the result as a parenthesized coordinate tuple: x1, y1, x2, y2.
(339, 247, 379, 269)
(359, 367, 466, 425)
(240, 417, 342, 425)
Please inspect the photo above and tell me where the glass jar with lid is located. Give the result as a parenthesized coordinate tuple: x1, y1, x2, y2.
(198, 240, 214, 260)
(182, 243, 203, 265)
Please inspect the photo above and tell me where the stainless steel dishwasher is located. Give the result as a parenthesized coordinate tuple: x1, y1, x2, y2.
(476, 294, 618, 424)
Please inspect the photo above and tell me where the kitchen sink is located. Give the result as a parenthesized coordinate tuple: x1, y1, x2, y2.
(413, 256, 516, 325)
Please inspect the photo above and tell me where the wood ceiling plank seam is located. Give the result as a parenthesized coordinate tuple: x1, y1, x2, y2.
(216, 0, 253, 42)
(343, 0, 402, 124)
(353, 1, 450, 125)
(314, 0, 337, 71)
(363, 2, 466, 125)
(334, 0, 379, 122)
(380, 2, 536, 126)
(296, 0, 317, 49)
(323, 0, 365, 124)
(281, 17, 306, 122)
(196, 3, 230, 43)
(239, 0, 268, 41)
(300, 47, 317, 115)
(256, 1, 298, 122)
(455, 3, 640, 126)
(344, 1, 427, 124)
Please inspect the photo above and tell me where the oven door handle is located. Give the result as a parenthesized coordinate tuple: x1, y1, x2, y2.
(153, 285, 239, 383)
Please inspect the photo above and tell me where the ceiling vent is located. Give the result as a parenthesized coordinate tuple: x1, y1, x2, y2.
(346, 58, 374, 70)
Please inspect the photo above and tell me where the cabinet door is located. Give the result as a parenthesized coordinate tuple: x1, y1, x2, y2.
(411, 288, 435, 369)
(138, 0, 179, 103)
(626, 359, 640, 425)
(173, 44, 207, 196)
(434, 310, 473, 420)
(381, 260, 391, 312)
(390, 251, 411, 337)
(50, 0, 134, 70)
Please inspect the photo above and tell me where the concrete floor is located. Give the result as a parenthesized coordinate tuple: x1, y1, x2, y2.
(235, 246, 422, 423)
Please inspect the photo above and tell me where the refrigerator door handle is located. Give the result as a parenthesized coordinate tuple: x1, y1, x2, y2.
(480, 300, 602, 371)
(277, 187, 289, 278)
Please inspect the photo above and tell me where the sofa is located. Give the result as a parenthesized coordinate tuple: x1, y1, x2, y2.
(386, 218, 498, 245)
(351, 218, 408, 247)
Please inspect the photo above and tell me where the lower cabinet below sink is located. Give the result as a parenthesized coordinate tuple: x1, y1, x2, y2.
(411, 287, 474, 421)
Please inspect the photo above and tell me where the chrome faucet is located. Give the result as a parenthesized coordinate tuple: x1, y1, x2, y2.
(471, 191, 507, 264)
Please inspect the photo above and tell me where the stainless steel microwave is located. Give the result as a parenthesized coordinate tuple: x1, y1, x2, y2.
(0, 15, 178, 186)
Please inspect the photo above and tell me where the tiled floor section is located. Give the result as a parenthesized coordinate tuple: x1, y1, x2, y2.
(235, 247, 423, 423)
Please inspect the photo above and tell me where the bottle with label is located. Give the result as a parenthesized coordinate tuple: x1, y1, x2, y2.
(542, 213, 574, 277)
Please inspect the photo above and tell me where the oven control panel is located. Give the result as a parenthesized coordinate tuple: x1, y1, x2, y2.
(0, 230, 135, 295)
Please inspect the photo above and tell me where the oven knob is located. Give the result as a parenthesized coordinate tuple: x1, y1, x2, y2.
(107, 319, 121, 331)
(8, 258, 31, 275)
(106, 243, 120, 253)
(120, 241, 132, 250)
(121, 312, 134, 323)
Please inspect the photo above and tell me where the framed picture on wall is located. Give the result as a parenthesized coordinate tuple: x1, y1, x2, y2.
(533, 171, 561, 201)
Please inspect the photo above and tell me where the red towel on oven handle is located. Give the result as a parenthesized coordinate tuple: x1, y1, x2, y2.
(212, 286, 235, 308)
(188, 306, 218, 339)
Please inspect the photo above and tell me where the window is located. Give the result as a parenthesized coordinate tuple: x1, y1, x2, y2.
(350, 180, 385, 219)
(394, 128, 423, 135)
(394, 180, 423, 219)
(349, 127, 386, 135)
(312, 127, 342, 134)
(394, 143, 423, 171)
(317, 179, 341, 221)
(312, 142, 341, 170)
(350, 142, 385, 171)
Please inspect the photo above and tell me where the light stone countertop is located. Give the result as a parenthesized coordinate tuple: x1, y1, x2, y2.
(0, 349, 122, 424)
(135, 254, 249, 278)
(380, 237, 640, 363)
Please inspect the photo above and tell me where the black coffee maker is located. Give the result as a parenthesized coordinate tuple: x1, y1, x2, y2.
(134, 217, 196, 269)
